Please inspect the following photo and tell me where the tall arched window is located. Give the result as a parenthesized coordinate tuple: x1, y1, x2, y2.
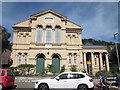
(46, 26, 52, 43)
(55, 26, 61, 43)
(18, 53, 22, 65)
(36, 25, 42, 43)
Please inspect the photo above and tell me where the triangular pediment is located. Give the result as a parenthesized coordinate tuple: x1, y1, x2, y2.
(30, 9, 67, 20)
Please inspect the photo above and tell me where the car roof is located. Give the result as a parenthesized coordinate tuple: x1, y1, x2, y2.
(0, 69, 11, 70)
(61, 72, 86, 75)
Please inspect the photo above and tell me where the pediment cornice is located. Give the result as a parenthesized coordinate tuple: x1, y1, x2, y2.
(30, 9, 67, 20)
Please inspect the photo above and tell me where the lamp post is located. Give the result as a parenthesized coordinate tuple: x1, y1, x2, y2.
(113, 32, 120, 72)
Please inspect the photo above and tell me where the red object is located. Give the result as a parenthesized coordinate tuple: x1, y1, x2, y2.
(89, 79, 93, 82)
(80, 62, 82, 64)
(0, 69, 15, 88)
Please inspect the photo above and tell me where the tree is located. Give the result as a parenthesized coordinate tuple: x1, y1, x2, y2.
(0, 25, 11, 51)
(109, 44, 120, 73)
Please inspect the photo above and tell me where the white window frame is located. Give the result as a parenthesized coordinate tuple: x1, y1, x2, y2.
(69, 53, 72, 64)
(55, 27, 61, 43)
(44, 17, 54, 23)
(18, 54, 21, 65)
(46, 26, 52, 43)
(74, 53, 77, 64)
(36, 26, 42, 43)
(24, 55, 27, 64)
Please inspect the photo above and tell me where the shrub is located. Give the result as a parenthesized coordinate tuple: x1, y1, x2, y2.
(95, 69, 110, 77)
(17, 64, 36, 76)
(60, 65, 66, 73)
(8, 67, 20, 76)
(40, 68, 47, 76)
(110, 66, 119, 74)
(70, 65, 78, 72)
(47, 64, 54, 73)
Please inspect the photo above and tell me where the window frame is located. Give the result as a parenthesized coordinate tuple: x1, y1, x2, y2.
(46, 26, 52, 43)
(59, 73, 68, 79)
(36, 26, 43, 43)
(68, 53, 72, 64)
(69, 73, 85, 79)
(55, 26, 61, 43)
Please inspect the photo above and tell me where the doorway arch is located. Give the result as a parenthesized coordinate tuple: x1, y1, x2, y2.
(36, 53, 45, 74)
(52, 54, 60, 73)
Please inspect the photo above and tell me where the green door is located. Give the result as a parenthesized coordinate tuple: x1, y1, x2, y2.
(36, 58, 44, 74)
(52, 57, 60, 73)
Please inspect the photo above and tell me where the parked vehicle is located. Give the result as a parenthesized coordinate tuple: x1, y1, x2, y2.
(0, 83, 2, 90)
(34, 72, 94, 90)
(0, 69, 16, 89)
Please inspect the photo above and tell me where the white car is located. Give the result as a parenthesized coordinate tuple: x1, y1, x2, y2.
(34, 72, 94, 90)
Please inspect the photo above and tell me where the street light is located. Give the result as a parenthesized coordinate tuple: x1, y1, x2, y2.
(113, 32, 120, 72)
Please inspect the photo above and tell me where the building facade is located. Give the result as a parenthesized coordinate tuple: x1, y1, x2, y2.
(11, 9, 109, 74)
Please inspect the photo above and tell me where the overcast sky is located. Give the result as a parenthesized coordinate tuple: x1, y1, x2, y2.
(1, 2, 118, 42)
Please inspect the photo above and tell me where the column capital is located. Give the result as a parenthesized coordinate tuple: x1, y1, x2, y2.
(105, 52, 109, 55)
(99, 52, 103, 54)
(83, 52, 87, 54)
(52, 29, 55, 31)
(43, 28, 46, 30)
(91, 52, 95, 54)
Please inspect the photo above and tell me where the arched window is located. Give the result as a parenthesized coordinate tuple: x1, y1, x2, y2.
(55, 26, 61, 43)
(46, 26, 52, 43)
(36, 25, 42, 43)
(24, 53, 27, 64)
(18, 53, 22, 65)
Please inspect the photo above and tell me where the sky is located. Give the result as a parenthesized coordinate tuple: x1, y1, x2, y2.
(1, 1, 119, 43)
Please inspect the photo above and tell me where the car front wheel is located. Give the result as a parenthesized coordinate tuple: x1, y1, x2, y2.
(38, 84, 49, 90)
(77, 85, 88, 90)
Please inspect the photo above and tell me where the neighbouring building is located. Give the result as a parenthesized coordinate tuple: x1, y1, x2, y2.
(11, 9, 109, 74)
(2, 49, 13, 67)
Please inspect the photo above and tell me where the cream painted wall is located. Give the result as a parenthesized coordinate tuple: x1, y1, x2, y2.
(11, 10, 109, 74)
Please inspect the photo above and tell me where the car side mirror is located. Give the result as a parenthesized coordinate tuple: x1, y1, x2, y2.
(56, 77, 60, 81)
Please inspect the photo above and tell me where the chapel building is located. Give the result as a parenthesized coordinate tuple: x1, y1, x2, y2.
(12, 9, 109, 74)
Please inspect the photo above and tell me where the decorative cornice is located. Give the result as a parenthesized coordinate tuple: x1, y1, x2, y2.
(13, 27, 31, 32)
(30, 9, 67, 20)
(66, 28, 82, 33)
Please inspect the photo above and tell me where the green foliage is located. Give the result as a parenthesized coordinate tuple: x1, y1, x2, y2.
(95, 69, 110, 77)
(60, 65, 66, 73)
(8, 67, 20, 76)
(70, 65, 78, 72)
(110, 66, 119, 74)
(82, 39, 113, 46)
(0, 25, 11, 51)
(17, 64, 36, 76)
(109, 44, 120, 67)
(39, 68, 47, 76)
(47, 64, 54, 73)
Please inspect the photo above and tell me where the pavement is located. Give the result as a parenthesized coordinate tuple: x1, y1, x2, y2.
(13, 76, 120, 90)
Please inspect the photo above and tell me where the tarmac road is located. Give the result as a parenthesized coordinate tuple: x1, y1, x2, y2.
(12, 82, 120, 90)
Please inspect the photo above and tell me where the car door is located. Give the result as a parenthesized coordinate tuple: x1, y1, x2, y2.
(67, 73, 86, 89)
(6, 70, 15, 83)
(0, 70, 5, 83)
(50, 73, 70, 89)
